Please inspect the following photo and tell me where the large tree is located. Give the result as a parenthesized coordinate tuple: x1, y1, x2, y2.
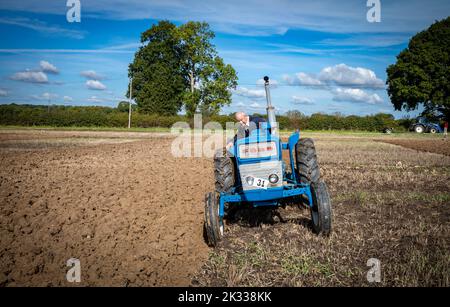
(178, 22, 237, 116)
(386, 17, 450, 121)
(128, 21, 237, 116)
(129, 21, 186, 115)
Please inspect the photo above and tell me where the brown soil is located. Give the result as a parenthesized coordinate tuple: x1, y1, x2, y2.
(377, 138, 450, 156)
(0, 132, 212, 286)
(1, 131, 449, 287)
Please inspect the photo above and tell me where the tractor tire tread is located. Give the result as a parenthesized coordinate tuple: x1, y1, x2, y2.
(214, 148, 235, 194)
(204, 192, 221, 246)
(295, 138, 321, 184)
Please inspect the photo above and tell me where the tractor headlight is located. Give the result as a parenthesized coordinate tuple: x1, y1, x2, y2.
(269, 174, 279, 184)
(245, 176, 254, 186)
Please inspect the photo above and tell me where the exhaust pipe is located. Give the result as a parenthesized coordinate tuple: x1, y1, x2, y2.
(263, 76, 278, 136)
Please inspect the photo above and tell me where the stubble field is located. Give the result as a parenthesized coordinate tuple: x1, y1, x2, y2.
(0, 129, 449, 286)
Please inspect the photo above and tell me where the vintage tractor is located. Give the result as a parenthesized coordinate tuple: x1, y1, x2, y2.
(204, 76, 332, 246)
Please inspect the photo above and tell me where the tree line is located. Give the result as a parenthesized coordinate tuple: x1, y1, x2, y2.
(0, 104, 412, 132)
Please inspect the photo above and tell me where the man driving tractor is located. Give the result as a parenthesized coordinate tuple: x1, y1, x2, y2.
(204, 76, 332, 247)
(226, 112, 266, 149)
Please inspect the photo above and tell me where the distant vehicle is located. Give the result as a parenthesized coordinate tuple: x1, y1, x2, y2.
(410, 117, 443, 134)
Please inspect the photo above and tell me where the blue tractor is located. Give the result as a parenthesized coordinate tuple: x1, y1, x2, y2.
(410, 117, 443, 134)
(204, 76, 332, 246)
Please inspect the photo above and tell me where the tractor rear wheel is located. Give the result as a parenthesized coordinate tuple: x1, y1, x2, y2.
(204, 192, 223, 247)
(295, 138, 320, 184)
(310, 181, 332, 235)
(214, 148, 235, 193)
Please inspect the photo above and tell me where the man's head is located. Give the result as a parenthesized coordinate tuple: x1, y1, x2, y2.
(235, 112, 247, 124)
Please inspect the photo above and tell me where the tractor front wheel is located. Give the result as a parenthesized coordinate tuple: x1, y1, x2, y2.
(310, 181, 332, 235)
(204, 192, 223, 247)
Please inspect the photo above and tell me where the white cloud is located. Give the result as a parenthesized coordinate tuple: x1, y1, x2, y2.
(42, 92, 58, 100)
(0, 89, 8, 97)
(31, 92, 58, 101)
(267, 43, 325, 55)
(39, 60, 58, 74)
(233, 87, 265, 99)
(86, 80, 107, 90)
(284, 72, 323, 86)
(284, 64, 384, 89)
(0, 17, 85, 39)
(10, 61, 60, 83)
(63, 96, 73, 102)
(10, 71, 48, 83)
(332, 88, 383, 104)
(249, 102, 265, 109)
(291, 96, 314, 105)
(81, 70, 105, 80)
(318, 64, 384, 88)
(87, 95, 122, 104)
(233, 101, 266, 112)
(87, 96, 105, 103)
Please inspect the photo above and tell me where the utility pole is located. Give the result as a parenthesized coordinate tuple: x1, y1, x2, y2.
(128, 77, 133, 129)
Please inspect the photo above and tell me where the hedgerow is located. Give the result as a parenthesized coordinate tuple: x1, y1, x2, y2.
(0, 104, 408, 131)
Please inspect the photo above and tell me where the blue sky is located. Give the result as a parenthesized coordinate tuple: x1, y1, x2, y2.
(0, 0, 449, 118)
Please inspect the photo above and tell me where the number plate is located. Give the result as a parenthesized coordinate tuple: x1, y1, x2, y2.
(251, 177, 268, 189)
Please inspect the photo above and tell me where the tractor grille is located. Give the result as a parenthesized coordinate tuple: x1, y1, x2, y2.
(239, 160, 283, 191)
